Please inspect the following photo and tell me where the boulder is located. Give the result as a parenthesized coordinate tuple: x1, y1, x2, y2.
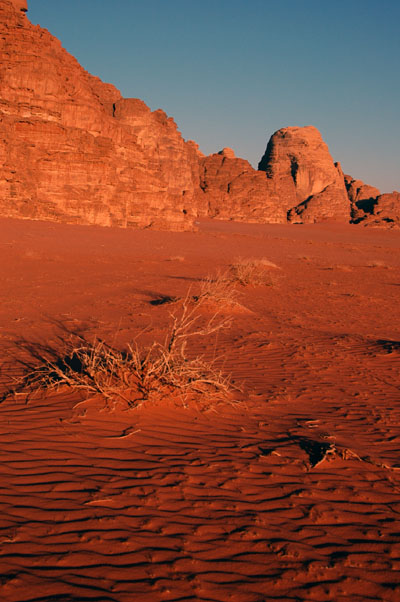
(370, 192, 400, 227)
(344, 174, 399, 227)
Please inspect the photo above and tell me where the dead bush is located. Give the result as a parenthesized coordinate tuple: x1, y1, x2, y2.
(196, 271, 241, 307)
(228, 257, 278, 286)
(11, 295, 236, 409)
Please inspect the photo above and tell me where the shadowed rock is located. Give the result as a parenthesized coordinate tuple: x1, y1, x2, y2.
(344, 174, 399, 227)
(345, 174, 381, 222)
(362, 191, 400, 228)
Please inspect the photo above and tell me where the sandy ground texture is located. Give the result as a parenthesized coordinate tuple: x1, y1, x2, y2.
(0, 217, 399, 602)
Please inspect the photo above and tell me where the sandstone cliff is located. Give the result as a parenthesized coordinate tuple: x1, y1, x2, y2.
(198, 148, 284, 223)
(198, 126, 351, 224)
(258, 126, 350, 223)
(0, 0, 200, 230)
(0, 0, 397, 230)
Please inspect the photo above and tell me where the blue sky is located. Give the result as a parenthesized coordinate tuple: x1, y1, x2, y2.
(28, 0, 400, 192)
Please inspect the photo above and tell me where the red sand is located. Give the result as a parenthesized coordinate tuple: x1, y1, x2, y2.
(0, 217, 399, 601)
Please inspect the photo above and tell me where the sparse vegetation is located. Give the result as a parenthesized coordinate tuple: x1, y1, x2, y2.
(10, 294, 236, 408)
(366, 260, 390, 269)
(196, 271, 241, 306)
(7, 257, 280, 408)
(151, 271, 242, 309)
(228, 257, 278, 286)
(166, 255, 185, 262)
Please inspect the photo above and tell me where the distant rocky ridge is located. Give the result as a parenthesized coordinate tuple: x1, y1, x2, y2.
(0, 0, 200, 230)
(0, 0, 398, 230)
(344, 175, 399, 227)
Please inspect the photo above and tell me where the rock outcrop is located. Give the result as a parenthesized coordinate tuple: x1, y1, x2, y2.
(0, 1, 396, 230)
(198, 126, 351, 224)
(259, 126, 350, 223)
(344, 174, 399, 227)
(198, 149, 284, 222)
(368, 192, 400, 227)
(351, 191, 400, 228)
(10, 0, 26, 11)
(0, 0, 200, 230)
(344, 174, 380, 222)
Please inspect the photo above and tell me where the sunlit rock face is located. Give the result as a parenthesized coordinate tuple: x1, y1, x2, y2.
(197, 151, 285, 223)
(0, 0, 200, 230)
(259, 126, 350, 223)
(353, 191, 400, 228)
(0, 0, 395, 229)
(11, 0, 27, 12)
(198, 126, 351, 223)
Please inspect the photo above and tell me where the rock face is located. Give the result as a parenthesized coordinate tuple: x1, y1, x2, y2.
(344, 174, 380, 222)
(10, 0, 26, 11)
(0, 1, 396, 229)
(344, 174, 399, 227)
(369, 192, 400, 227)
(198, 149, 284, 222)
(0, 0, 200, 229)
(198, 126, 351, 223)
(352, 191, 400, 228)
(259, 126, 350, 223)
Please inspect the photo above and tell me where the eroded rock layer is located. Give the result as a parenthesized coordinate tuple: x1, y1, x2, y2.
(353, 191, 400, 228)
(198, 149, 284, 223)
(0, 0, 398, 229)
(0, 0, 200, 230)
(198, 126, 353, 224)
(259, 126, 350, 223)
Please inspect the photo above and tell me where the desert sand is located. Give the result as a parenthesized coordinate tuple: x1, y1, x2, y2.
(0, 217, 399, 602)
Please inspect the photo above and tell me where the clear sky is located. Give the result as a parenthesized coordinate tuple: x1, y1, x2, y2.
(27, 0, 400, 192)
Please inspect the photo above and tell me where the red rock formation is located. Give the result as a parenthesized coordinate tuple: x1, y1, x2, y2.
(10, 0, 26, 11)
(344, 174, 380, 222)
(198, 127, 351, 223)
(369, 192, 400, 227)
(198, 149, 284, 222)
(0, 0, 200, 230)
(259, 126, 350, 223)
(344, 174, 399, 227)
(352, 191, 400, 228)
(0, 1, 394, 230)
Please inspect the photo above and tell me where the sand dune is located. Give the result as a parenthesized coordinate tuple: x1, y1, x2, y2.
(0, 217, 399, 601)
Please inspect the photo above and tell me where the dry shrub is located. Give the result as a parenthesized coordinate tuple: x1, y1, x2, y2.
(151, 272, 241, 309)
(13, 295, 235, 409)
(228, 257, 278, 286)
(166, 255, 185, 262)
(366, 260, 389, 269)
(196, 271, 241, 306)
